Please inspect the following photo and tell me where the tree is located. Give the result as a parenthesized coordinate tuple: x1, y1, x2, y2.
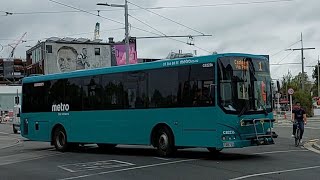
(293, 90, 313, 117)
(312, 63, 320, 96)
(280, 72, 313, 116)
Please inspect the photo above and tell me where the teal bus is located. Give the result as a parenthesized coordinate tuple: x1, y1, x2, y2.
(20, 53, 276, 156)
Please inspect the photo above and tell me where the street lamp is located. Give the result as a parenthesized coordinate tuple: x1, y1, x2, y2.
(97, 1, 130, 65)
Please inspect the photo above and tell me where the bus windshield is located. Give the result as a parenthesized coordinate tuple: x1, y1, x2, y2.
(218, 56, 272, 114)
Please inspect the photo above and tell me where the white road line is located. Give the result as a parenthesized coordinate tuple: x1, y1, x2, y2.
(111, 160, 135, 166)
(58, 160, 136, 173)
(58, 159, 196, 180)
(153, 157, 170, 161)
(277, 125, 320, 130)
(229, 165, 320, 180)
(253, 149, 308, 155)
(0, 153, 62, 166)
(0, 139, 22, 150)
(58, 165, 76, 173)
(0, 132, 10, 135)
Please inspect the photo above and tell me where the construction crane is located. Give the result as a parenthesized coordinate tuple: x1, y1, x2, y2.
(8, 32, 27, 59)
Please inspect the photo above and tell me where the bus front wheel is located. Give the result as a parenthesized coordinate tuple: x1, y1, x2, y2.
(53, 127, 69, 152)
(156, 127, 175, 157)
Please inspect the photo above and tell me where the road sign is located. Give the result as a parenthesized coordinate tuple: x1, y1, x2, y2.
(288, 88, 294, 95)
(275, 93, 281, 98)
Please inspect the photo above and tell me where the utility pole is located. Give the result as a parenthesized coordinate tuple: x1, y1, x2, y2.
(124, 0, 129, 65)
(97, 0, 129, 65)
(287, 33, 315, 91)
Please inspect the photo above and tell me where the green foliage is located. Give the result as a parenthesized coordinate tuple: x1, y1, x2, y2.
(280, 71, 313, 116)
(293, 90, 313, 117)
(312, 64, 320, 96)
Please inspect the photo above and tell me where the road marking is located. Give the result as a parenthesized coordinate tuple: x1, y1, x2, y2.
(58, 166, 76, 173)
(59, 159, 196, 180)
(58, 160, 135, 173)
(0, 135, 22, 150)
(308, 139, 319, 142)
(230, 165, 320, 180)
(0, 148, 61, 166)
(153, 157, 170, 161)
(0, 132, 10, 135)
(253, 149, 308, 155)
(277, 125, 320, 130)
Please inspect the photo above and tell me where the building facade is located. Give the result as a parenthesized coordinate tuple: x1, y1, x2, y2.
(25, 37, 139, 75)
(0, 85, 21, 112)
(0, 58, 26, 84)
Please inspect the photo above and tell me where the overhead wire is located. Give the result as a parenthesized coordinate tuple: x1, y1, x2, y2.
(270, 40, 301, 57)
(129, 14, 211, 53)
(48, 0, 211, 53)
(128, 1, 205, 35)
(48, 0, 176, 39)
(275, 51, 295, 64)
(1, 0, 295, 15)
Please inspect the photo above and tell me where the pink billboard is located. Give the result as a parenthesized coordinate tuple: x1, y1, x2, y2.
(114, 43, 137, 65)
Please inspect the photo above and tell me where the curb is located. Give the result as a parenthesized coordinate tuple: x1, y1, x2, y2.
(312, 140, 320, 151)
(304, 139, 320, 154)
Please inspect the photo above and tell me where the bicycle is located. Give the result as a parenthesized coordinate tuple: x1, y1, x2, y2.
(293, 121, 301, 147)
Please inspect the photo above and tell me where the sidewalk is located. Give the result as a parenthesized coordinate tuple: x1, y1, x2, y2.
(274, 115, 320, 124)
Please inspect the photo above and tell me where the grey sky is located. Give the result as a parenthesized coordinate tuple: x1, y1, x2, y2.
(0, 0, 319, 80)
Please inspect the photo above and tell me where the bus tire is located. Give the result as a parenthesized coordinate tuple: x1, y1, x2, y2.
(13, 125, 18, 134)
(97, 143, 117, 150)
(207, 147, 222, 154)
(53, 126, 69, 152)
(156, 127, 175, 157)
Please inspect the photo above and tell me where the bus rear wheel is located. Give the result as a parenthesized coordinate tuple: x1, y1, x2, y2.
(53, 127, 69, 152)
(156, 127, 175, 157)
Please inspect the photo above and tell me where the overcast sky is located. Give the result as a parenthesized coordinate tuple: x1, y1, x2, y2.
(0, 0, 319, 80)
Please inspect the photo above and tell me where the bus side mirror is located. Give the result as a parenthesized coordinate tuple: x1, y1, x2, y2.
(15, 96, 20, 105)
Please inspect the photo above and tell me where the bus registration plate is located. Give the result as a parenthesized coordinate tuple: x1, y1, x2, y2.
(223, 142, 234, 148)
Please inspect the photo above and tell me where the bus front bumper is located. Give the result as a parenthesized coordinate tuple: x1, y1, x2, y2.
(222, 137, 275, 148)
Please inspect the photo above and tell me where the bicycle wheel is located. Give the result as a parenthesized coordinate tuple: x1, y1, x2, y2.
(295, 128, 300, 147)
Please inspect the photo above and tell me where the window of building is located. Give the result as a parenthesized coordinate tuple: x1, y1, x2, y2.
(46, 45, 53, 53)
(95, 48, 100, 55)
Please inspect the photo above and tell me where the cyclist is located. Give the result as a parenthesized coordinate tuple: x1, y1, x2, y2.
(291, 102, 307, 143)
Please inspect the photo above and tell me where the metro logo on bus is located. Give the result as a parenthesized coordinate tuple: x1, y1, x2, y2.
(52, 103, 70, 112)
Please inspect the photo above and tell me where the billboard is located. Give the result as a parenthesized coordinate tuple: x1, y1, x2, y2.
(111, 38, 137, 66)
(113, 43, 137, 65)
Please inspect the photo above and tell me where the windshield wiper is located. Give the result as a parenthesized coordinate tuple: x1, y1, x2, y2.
(238, 100, 249, 117)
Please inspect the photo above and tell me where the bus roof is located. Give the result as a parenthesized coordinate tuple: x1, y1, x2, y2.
(22, 53, 268, 83)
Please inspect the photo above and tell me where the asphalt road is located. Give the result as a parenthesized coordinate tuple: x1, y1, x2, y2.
(0, 119, 319, 180)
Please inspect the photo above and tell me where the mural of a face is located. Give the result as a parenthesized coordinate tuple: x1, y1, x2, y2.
(57, 46, 78, 72)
